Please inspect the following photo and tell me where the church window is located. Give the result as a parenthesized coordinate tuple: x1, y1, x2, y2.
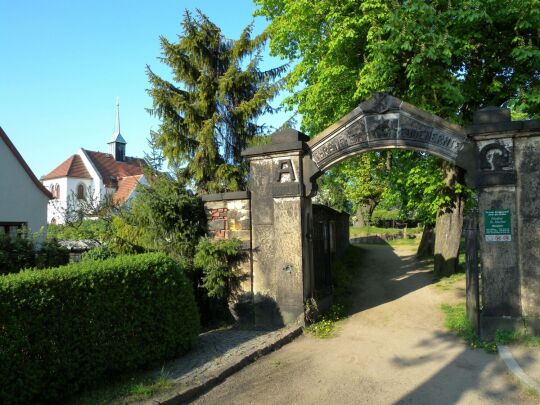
(55, 184, 60, 199)
(77, 184, 85, 200)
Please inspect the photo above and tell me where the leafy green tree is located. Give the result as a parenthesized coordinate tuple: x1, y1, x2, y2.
(316, 153, 389, 226)
(146, 10, 286, 193)
(256, 0, 540, 275)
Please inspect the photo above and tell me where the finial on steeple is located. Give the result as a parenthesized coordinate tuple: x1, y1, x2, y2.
(108, 97, 127, 161)
(114, 97, 121, 136)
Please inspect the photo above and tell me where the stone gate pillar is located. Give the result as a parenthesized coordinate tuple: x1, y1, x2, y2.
(242, 129, 314, 326)
(469, 108, 540, 336)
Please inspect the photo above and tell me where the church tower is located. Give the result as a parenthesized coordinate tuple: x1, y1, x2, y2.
(107, 98, 126, 161)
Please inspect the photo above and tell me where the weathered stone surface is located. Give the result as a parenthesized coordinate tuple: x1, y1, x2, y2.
(208, 219, 226, 231)
(307, 93, 473, 175)
(479, 186, 520, 317)
(515, 137, 540, 318)
(473, 107, 511, 125)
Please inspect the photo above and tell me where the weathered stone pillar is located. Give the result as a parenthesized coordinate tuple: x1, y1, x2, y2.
(468, 108, 540, 336)
(242, 129, 313, 327)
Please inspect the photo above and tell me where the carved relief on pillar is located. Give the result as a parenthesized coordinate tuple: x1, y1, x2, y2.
(476, 139, 516, 187)
(272, 158, 303, 197)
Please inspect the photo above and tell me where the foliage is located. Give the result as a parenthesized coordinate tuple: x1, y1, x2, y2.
(81, 245, 117, 262)
(256, 0, 539, 240)
(146, 10, 286, 193)
(47, 219, 112, 242)
(0, 253, 200, 404)
(35, 238, 70, 269)
(349, 226, 423, 238)
(71, 367, 173, 405)
(0, 233, 68, 275)
(304, 303, 346, 338)
(113, 174, 206, 259)
(316, 153, 389, 223)
(440, 303, 497, 352)
(50, 186, 122, 228)
(256, 0, 540, 132)
(194, 238, 246, 299)
(495, 329, 540, 347)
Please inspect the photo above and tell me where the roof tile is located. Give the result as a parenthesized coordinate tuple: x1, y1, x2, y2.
(42, 155, 92, 180)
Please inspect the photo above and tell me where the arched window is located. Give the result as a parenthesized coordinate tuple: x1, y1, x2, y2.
(77, 184, 85, 200)
(55, 184, 60, 200)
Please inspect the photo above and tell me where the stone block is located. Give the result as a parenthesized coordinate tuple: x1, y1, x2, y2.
(208, 219, 226, 231)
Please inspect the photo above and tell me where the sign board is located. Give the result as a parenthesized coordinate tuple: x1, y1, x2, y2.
(484, 209, 511, 242)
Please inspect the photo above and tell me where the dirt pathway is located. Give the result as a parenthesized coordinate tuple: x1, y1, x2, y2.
(193, 244, 534, 405)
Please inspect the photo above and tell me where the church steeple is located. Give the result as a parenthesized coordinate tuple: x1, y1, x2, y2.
(107, 97, 126, 161)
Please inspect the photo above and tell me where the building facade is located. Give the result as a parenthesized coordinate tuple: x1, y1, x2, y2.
(0, 127, 52, 236)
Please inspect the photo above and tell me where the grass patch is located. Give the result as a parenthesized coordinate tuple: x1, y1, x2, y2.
(350, 226, 423, 237)
(388, 238, 420, 247)
(495, 329, 540, 347)
(70, 368, 173, 405)
(435, 272, 466, 291)
(305, 303, 346, 338)
(440, 303, 497, 352)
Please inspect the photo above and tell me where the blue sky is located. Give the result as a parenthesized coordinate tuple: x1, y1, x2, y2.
(0, 0, 290, 177)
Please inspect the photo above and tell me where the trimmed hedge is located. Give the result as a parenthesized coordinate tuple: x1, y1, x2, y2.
(0, 253, 200, 404)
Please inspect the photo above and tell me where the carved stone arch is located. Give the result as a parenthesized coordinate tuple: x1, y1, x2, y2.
(305, 93, 477, 188)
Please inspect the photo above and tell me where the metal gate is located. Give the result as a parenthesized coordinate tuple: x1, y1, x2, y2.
(464, 213, 481, 334)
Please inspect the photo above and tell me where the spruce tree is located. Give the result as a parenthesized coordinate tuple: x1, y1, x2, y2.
(146, 10, 285, 193)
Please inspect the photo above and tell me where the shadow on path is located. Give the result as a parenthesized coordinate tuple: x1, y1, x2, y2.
(348, 242, 434, 316)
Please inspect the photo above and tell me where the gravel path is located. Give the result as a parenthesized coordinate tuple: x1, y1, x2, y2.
(193, 244, 535, 405)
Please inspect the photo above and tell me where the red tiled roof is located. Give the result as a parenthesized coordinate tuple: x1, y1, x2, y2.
(0, 126, 53, 199)
(114, 174, 143, 203)
(83, 150, 145, 186)
(42, 154, 92, 180)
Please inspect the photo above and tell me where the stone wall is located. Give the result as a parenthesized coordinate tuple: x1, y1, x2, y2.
(202, 191, 252, 298)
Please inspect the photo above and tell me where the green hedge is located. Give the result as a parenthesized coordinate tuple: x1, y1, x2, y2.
(0, 253, 200, 404)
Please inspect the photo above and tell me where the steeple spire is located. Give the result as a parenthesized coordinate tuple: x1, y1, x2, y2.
(108, 97, 127, 161)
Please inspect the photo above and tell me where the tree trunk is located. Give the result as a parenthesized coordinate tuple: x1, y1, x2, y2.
(353, 199, 378, 227)
(433, 163, 465, 278)
(417, 224, 435, 258)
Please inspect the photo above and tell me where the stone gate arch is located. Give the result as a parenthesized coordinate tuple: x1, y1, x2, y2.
(306, 93, 476, 186)
(233, 93, 540, 336)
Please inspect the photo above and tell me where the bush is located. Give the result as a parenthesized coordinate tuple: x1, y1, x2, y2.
(0, 233, 35, 274)
(35, 238, 69, 268)
(194, 238, 246, 299)
(81, 245, 117, 262)
(0, 234, 69, 275)
(0, 253, 200, 404)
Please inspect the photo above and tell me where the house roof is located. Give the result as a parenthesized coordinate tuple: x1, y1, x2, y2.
(83, 150, 145, 186)
(42, 154, 92, 180)
(0, 126, 53, 199)
(114, 174, 143, 203)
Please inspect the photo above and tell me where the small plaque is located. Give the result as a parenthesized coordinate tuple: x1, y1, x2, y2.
(484, 209, 511, 242)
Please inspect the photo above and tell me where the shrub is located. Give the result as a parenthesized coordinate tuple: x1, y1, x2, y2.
(194, 238, 246, 299)
(81, 245, 117, 262)
(35, 238, 69, 268)
(0, 233, 35, 274)
(0, 253, 200, 404)
(0, 234, 69, 275)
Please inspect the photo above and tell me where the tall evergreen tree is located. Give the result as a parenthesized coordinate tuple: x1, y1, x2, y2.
(146, 10, 285, 193)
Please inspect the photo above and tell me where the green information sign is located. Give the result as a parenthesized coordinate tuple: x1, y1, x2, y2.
(484, 209, 511, 242)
